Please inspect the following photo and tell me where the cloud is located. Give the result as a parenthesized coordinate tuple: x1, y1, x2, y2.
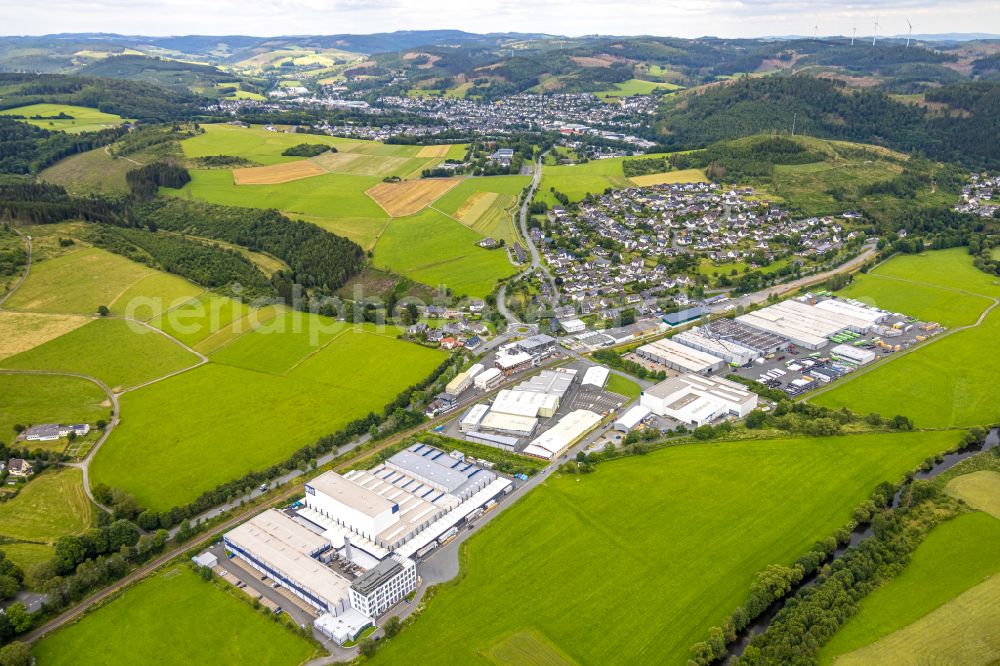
(1, 0, 996, 38)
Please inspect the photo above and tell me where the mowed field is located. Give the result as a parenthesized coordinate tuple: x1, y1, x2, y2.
(367, 178, 460, 217)
(819, 510, 1000, 665)
(433, 175, 529, 244)
(945, 470, 1000, 518)
(594, 78, 682, 101)
(0, 467, 93, 571)
(538, 153, 673, 204)
(372, 431, 960, 665)
(0, 318, 200, 391)
(374, 208, 518, 298)
(0, 373, 108, 437)
(232, 160, 326, 185)
(813, 249, 1000, 428)
(34, 565, 317, 666)
(628, 168, 708, 187)
(90, 316, 444, 509)
(3, 245, 203, 317)
(0, 103, 129, 134)
(0, 311, 89, 360)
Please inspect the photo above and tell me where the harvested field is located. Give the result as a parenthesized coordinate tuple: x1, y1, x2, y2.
(455, 191, 499, 220)
(0, 311, 90, 360)
(311, 151, 410, 177)
(367, 178, 460, 217)
(232, 160, 325, 185)
(417, 144, 451, 158)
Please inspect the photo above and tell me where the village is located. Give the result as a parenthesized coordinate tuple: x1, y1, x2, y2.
(534, 182, 860, 322)
(954, 172, 998, 217)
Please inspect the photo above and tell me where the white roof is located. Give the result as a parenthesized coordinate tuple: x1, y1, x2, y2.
(582, 366, 610, 387)
(225, 510, 351, 607)
(474, 367, 503, 385)
(615, 405, 651, 430)
(480, 411, 538, 434)
(495, 351, 533, 370)
(467, 363, 485, 378)
(814, 299, 886, 325)
(460, 404, 490, 426)
(315, 610, 371, 644)
(307, 471, 395, 518)
(524, 409, 602, 459)
(491, 389, 558, 417)
(636, 338, 723, 373)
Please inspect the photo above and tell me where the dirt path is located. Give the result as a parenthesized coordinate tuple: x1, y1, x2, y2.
(0, 228, 31, 307)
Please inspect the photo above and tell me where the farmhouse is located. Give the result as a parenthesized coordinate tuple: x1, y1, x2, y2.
(23, 423, 90, 442)
(640, 374, 758, 426)
(635, 338, 725, 374)
(7, 459, 33, 477)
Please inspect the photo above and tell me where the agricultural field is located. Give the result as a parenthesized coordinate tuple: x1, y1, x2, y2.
(179, 124, 354, 166)
(232, 160, 326, 185)
(819, 510, 1000, 665)
(0, 103, 129, 134)
(33, 565, 318, 666)
(0, 467, 93, 571)
(374, 208, 518, 298)
(39, 146, 138, 195)
(148, 293, 250, 348)
(0, 312, 89, 360)
(538, 153, 673, 205)
(90, 325, 443, 509)
(0, 373, 108, 437)
(813, 250, 1000, 428)
(0, 318, 200, 391)
(3, 243, 203, 318)
(432, 175, 529, 244)
(372, 430, 960, 665)
(366, 177, 460, 217)
(945, 470, 1000, 518)
(628, 168, 708, 187)
(594, 78, 682, 101)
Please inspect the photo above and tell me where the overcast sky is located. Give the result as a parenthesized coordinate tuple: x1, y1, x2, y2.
(2, 0, 997, 39)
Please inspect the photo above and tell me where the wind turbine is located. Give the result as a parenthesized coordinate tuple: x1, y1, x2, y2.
(905, 18, 913, 48)
(851, 27, 856, 46)
(872, 17, 879, 46)
(814, 24, 819, 41)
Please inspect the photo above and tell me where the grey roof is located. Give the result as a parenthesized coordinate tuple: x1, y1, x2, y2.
(518, 334, 556, 352)
(517, 369, 577, 398)
(351, 556, 407, 596)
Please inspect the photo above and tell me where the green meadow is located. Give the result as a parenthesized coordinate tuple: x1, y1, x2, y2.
(538, 153, 674, 204)
(91, 325, 442, 510)
(0, 103, 129, 134)
(179, 123, 357, 165)
(819, 510, 1000, 665)
(594, 78, 682, 101)
(0, 373, 109, 437)
(372, 431, 960, 665)
(3, 245, 200, 317)
(34, 566, 317, 666)
(374, 208, 518, 298)
(0, 467, 93, 571)
(0, 318, 200, 391)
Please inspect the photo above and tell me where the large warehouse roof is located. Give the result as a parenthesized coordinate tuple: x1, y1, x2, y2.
(225, 510, 351, 606)
(673, 329, 758, 365)
(480, 411, 538, 435)
(523, 409, 602, 459)
(517, 368, 577, 397)
(491, 389, 558, 417)
(636, 338, 724, 374)
(814, 298, 886, 325)
(308, 472, 396, 519)
(582, 366, 609, 388)
(385, 450, 471, 494)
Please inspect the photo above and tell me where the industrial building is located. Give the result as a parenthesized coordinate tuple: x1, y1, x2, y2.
(466, 430, 519, 451)
(446, 371, 473, 395)
(515, 334, 557, 359)
(492, 388, 560, 418)
(479, 411, 538, 438)
(495, 350, 534, 376)
(640, 374, 758, 426)
(672, 328, 759, 366)
(348, 555, 417, 618)
(523, 409, 603, 459)
(474, 367, 503, 391)
(23, 423, 90, 441)
(582, 366, 609, 388)
(223, 509, 350, 614)
(663, 306, 704, 327)
(459, 404, 490, 432)
(517, 368, 577, 398)
(614, 405, 651, 433)
(737, 299, 877, 350)
(224, 443, 512, 645)
(830, 344, 877, 366)
(703, 318, 788, 355)
(560, 318, 587, 334)
(635, 338, 726, 374)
